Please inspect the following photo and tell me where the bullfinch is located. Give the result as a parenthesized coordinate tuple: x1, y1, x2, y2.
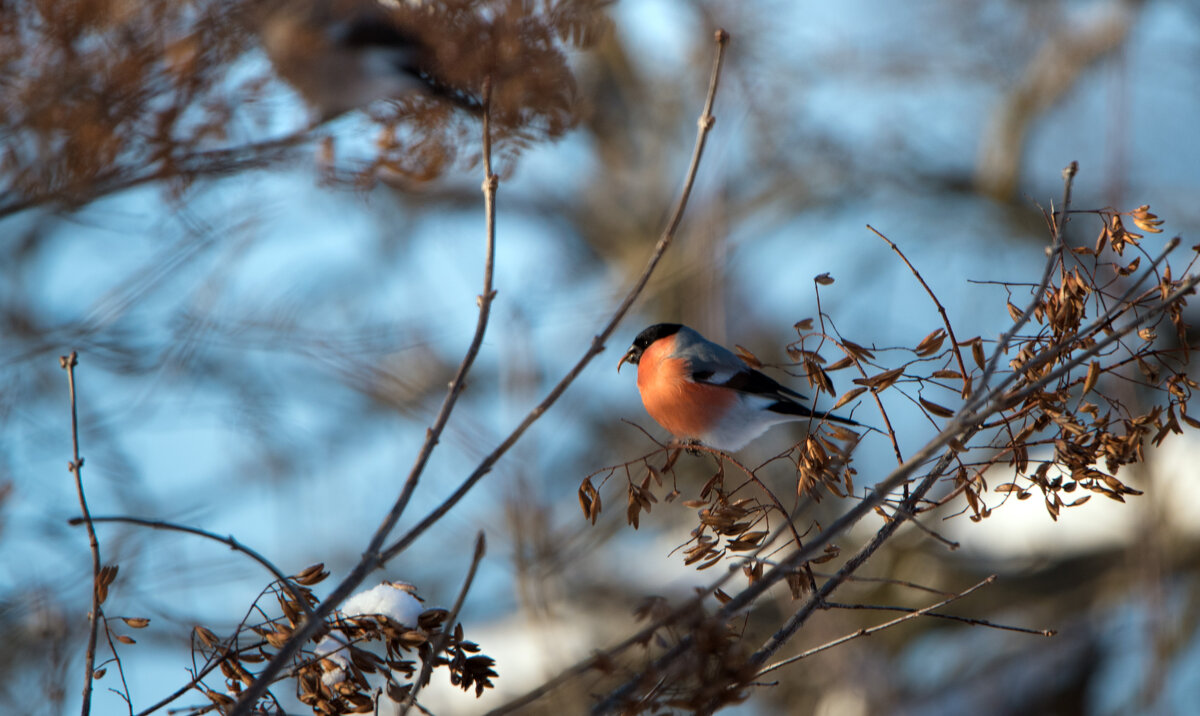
(617, 323, 857, 451)
(261, 0, 478, 120)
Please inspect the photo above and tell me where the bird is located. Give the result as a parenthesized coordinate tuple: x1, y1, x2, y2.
(617, 323, 857, 451)
(261, 0, 479, 120)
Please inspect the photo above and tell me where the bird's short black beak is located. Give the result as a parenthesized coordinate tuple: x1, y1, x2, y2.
(617, 348, 638, 373)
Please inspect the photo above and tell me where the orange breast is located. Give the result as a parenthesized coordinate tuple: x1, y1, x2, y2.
(637, 338, 736, 439)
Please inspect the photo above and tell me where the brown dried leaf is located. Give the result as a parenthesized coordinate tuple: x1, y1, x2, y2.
(734, 345, 762, 369)
(1045, 497, 1060, 521)
(95, 564, 119, 606)
(1130, 204, 1164, 233)
(827, 356, 854, 371)
(626, 493, 641, 530)
(919, 397, 955, 418)
(92, 668, 106, 680)
(828, 425, 859, 441)
(862, 366, 904, 391)
(1083, 361, 1100, 395)
(841, 340, 875, 361)
(646, 465, 662, 487)
(833, 387, 867, 410)
(121, 617, 150, 629)
(115, 635, 135, 645)
(795, 318, 814, 331)
(933, 370, 963, 380)
(970, 340, 986, 370)
(1116, 256, 1141, 276)
(294, 563, 329, 586)
(805, 358, 834, 395)
(578, 478, 600, 524)
(194, 625, 219, 648)
(265, 629, 290, 648)
(1096, 223, 1110, 253)
(810, 544, 841, 564)
(964, 486, 980, 517)
(914, 329, 946, 357)
(814, 272, 835, 285)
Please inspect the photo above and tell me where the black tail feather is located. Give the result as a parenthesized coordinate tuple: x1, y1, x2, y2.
(767, 400, 859, 427)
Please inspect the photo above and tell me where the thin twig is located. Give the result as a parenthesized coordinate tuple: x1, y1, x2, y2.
(822, 601, 1055, 636)
(399, 532, 486, 715)
(810, 572, 952, 597)
(97, 619, 133, 716)
(869, 226, 972, 399)
(880, 502, 960, 550)
(756, 576, 999, 677)
(61, 352, 102, 716)
(71, 515, 312, 617)
(231, 79, 503, 715)
(132, 640, 268, 716)
(976, 162, 1077, 395)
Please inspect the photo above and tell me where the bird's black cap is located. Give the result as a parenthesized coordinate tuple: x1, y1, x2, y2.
(618, 323, 682, 371)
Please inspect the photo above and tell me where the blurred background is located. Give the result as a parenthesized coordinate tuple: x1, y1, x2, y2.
(2, 0, 1199, 714)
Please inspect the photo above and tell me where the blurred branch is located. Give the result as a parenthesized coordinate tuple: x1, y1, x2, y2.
(976, 1, 1141, 199)
(69, 515, 312, 617)
(0, 129, 312, 220)
(61, 351, 101, 716)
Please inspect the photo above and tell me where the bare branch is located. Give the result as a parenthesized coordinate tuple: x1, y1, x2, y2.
(756, 576, 1000, 676)
(70, 515, 312, 617)
(399, 532, 486, 715)
(822, 601, 1055, 637)
(61, 351, 102, 716)
(869, 226, 972, 399)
